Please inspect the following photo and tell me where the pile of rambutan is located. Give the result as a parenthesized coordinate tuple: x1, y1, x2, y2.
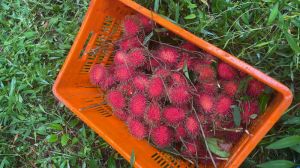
(89, 14, 271, 165)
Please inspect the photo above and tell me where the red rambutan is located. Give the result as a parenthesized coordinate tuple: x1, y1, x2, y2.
(195, 93, 215, 113)
(127, 118, 148, 140)
(123, 15, 141, 36)
(100, 76, 116, 91)
(114, 65, 133, 82)
(112, 108, 128, 121)
(193, 64, 216, 82)
(154, 68, 171, 79)
(133, 74, 148, 92)
(89, 64, 107, 85)
(128, 48, 146, 68)
(197, 80, 218, 95)
(156, 46, 179, 65)
(106, 90, 126, 109)
(241, 100, 259, 123)
(215, 95, 233, 116)
(181, 140, 200, 157)
(118, 36, 142, 51)
(180, 42, 199, 51)
(168, 85, 190, 105)
(174, 124, 187, 141)
(136, 14, 153, 33)
(239, 71, 247, 78)
(144, 102, 161, 125)
(185, 115, 200, 137)
(129, 93, 147, 118)
(151, 125, 173, 148)
(222, 80, 238, 97)
(162, 106, 186, 125)
(246, 79, 265, 97)
(201, 52, 217, 65)
(118, 82, 134, 96)
(176, 52, 193, 69)
(169, 72, 187, 86)
(217, 62, 237, 80)
(148, 77, 164, 99)
(114, 50, 128, 65)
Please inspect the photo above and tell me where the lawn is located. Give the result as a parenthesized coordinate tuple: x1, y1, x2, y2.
(0, 0, 299, 167)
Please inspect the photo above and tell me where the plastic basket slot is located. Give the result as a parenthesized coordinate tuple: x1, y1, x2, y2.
(79, 32, 94, 58)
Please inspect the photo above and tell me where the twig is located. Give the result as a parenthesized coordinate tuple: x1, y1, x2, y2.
(192, 104, 217, 168)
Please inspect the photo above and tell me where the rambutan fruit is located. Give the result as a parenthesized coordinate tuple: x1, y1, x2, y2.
(129, 93, 147, 118)
(128, 48, 146, 68)
(154, 68, 171, 79)
(133, 74, 148, 92)
(127, 118, 148, 140)
(106, 90, 126, 109)
(89, 64, 107, 85)
(241, 100, 259, 123)
(123, 15, 141, 37)
(118, 36, 142, 51)
(156, 46, 179, 65)
(193, 64, 216, 82)
(151, 125, 173, 148)
(148, 77, 164, 99)
(114, 50, 128, 65)
(246, 79, 265, 97)
(162, 106, 186, 125)
(195, 93, 215, 113)
(181, 139, 200, 157)
(215, 95, 233, 116)
(197, 80, 218, 95)
(144, 57, 161, 71)
(136, 14, 153, 33)
(100, 76, 116, 91)
(144, 102, 161, 126)
(222, 80, 238, 97)
(201, 52, 217, 65)
(112, 108, 128, 121)
(168, 85, 190, 105)
(176, 53, 193, 69)
(114, 65, 133, 82)
(118, 82, 134, 96)
(174, 124, 187, 141)
(239, 71, 247, 78)
(180, 42, 199, 51)
(185, 115, 200, 137)
(169, 72, 187, 86)
(217, 62, 237, 80)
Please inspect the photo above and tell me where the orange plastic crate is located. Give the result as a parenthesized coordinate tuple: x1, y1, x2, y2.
(52, 0, 293, 167)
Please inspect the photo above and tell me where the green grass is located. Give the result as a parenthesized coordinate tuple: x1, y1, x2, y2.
(0, 0, 299, 167)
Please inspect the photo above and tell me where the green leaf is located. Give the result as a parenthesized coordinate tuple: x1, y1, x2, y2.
(61, 134, 70, 146)
(283, 30, 300, 53)
(49, 123, 63, 131)
(266, 135, 300, 149)
(9, 77, 16, 96)
(199, 0, 209, 7)
(267, 3, 279, 25)
(143, 32, 153, 45)
(231, 105, 241, 127)
(154, 0, 160, 12)
(184, 14, 196, 20)
(72, 137, 79, 145)
(107, 156, 116, 168)
(187, 4, 197, 9)
(130, 150, 135, 168)
(259, 94, 270, 113)
(183, 60, 190, 80)
(283, 117, 300, 125)
(291, 144, 300, 153)
(24, 31, 37, 38)
(206, 138, 230, 158)
(46, 134, 58, 143)
(256, 160, 295, 168)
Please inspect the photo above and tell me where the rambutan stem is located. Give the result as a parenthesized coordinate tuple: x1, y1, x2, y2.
(217, 127, 244, 133)
(191, 103, 217, 168)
